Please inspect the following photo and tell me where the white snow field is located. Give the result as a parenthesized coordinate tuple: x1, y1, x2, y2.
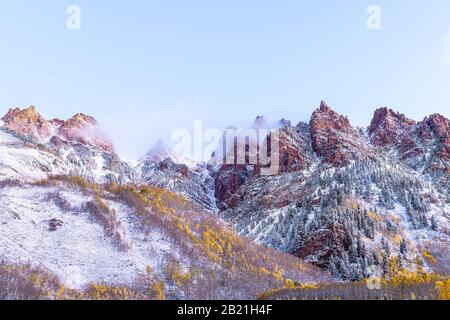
(0, 184, 173, 289)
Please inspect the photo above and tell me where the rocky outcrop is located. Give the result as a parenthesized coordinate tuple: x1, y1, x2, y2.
(48, 218, 64, 232)
(214, 164, 253, 211)
(368, 107, 423, 164)
(213, 120, 315, 210)
(368, 107, 416, 147)
(215, 101, 374, 211)
(293, 224, 347, 268)
(1, 106, 114, 152)
(1, 106, 51, 140)
(0, 106, 135, 184)
(138, 146, 217, 211)
(310, 101, 373, 167)
(57, 113, 114, 152)
(418, 113, 450, 141)
(367, 108, 450, 179)
(277, 123, 314, 173)
(416, 114, 450, 178)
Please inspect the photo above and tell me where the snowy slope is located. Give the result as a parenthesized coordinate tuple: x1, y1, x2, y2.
(0, 184, 171, 289)
(0, 128, 134, 184)
(0, 130, 70, 181)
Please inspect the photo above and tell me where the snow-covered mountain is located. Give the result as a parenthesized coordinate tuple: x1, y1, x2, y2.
(0, 106, 135, 184)
(1, 102, 449, 300)
(216, 101, 450, 280)
(0, 105, 329, 300)
(141, 140, 194, 166)
(136, 140, 217, 211)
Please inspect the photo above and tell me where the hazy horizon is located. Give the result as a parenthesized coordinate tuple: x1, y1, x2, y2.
(1, 0, 450, 160)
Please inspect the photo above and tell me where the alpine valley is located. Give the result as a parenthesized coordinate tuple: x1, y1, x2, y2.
(0, 102, 449, 300)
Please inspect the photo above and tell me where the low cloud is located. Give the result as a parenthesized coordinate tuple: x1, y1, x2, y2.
(99, 100, 229, 161)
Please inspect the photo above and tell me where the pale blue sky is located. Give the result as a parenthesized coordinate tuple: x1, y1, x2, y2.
(1, 0, 450, 159)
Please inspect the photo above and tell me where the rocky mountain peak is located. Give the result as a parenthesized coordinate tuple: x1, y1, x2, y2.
(56, 113, 114, 152)
(145, 140, 170, 159)
(143, 140, 192, 166)
(414, 114, 450, 175)
(319, 100, 332, 113)
(1, 105, 50, 138)
(3, 105, 40, 121)
(64, 113, 97, 128)
(0, 105, 115, 153)
(420, 113, 450, 140)
(310, 101, 367, 166)
(368, 107, 416, 147)
(311, 101, 352, 132)
(370, 107, 416, 130)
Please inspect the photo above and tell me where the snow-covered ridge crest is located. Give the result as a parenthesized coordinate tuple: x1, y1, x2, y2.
(0, 106, 134, 185)
(141, 139, 195, 167)
(57, 112, 114, 153)
(1, 106, 114, 152)
(137, 140, 217, 211)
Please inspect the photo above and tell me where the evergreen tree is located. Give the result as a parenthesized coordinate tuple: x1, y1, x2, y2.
(356, 235, 363, 256)
(382, 240, 391, 276)
(431, 216, 438, 231)
(340, 252, 351, 280)
(382, 253, 389, 276)
(372, 252, 380, 266)
(385, 243, 391, 259)
(329, 255, 340, 278)
(349, 243, 358, 264)
(400, 239, 407, 255)
(397, 254, 404, 269)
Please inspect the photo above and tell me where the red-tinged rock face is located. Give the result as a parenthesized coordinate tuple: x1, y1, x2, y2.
(368, 108, 424, 163)
(440, 144, 450, 162)
(427, 114, 450, 137)
(398, 136, 418, 153)
(49, 118, 66, 127)
(310, 101, 370, 167)
(366, 108, 450, 177)
(1, 107, 114, 152)
(277, 124, 313, 173)
(368, 107, 416, 147)
(293, 224, 347, 268)
(215, 101, 375, 211)
(214, 122, 314, 211)
(215, 164, 252, 211)
(1, 106, 51, 138)
(57, 113, 114, 152)
(413, 114, 450, 175)
(177, 165, 189, 178)
(59, 113, 97, 131)
(417, 114, 450, 141)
